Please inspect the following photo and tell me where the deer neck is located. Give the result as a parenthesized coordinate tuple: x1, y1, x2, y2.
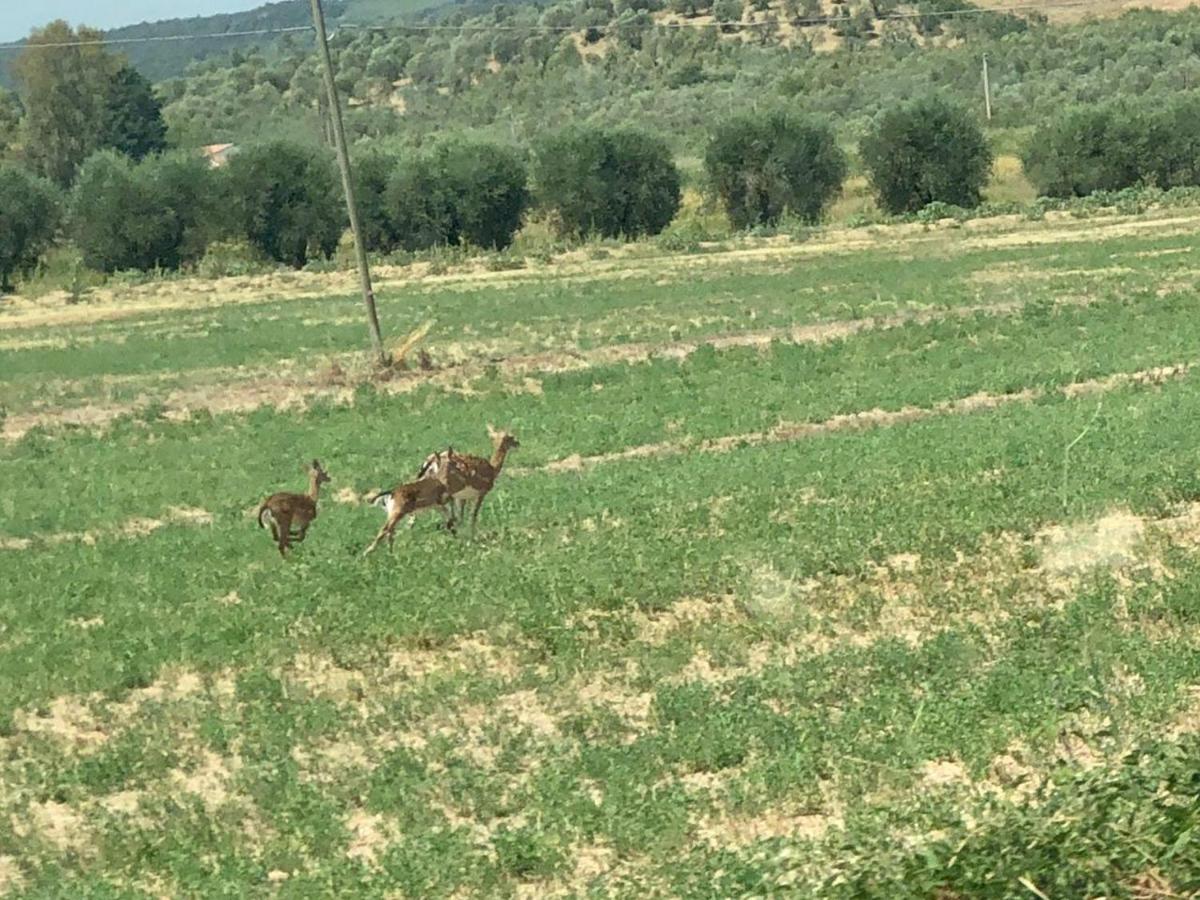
(490, 444, 511, 474)
(307, 473, 322, 502)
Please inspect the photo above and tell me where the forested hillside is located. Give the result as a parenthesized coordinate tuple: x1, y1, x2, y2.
(0, 0, 444, 87)
(154, 1, 1200, 154)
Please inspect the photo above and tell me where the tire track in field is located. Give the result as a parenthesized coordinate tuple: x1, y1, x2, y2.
(3, 206, 1197, 333)
(3, 363, 1191, 551)
(1, 295, 1071, 442)
(0, 506, 212, 551)
(538, 363, 1192, 473)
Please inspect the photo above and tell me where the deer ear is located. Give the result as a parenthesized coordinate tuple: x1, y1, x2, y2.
(487, 423, 498, 438)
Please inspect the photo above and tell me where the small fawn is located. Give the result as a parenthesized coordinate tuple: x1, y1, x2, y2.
(427, 425, 520, 535)
(364, 477, 455, 555)
(258, 459, 331, 557)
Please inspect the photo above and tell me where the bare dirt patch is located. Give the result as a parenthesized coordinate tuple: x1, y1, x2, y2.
(696, 806, 841, 850)
(0, 855, 23, 894)
(1038, 510, 1146, 574)
(19, 800, 90, 854)
(14, 697, 109, 751)
(345, 809, 395, 866)
(0, 506, 214, 551)
(169, 749, 242, 811)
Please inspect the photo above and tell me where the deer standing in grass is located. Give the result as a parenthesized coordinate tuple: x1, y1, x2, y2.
(257, 460, 331, 557)
(422, 425, 520, 536)
(363, 477, 456, 555)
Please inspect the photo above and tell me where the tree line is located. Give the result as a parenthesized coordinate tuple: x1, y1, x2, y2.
(8, 83, 1200, 289)
(0, 95, 989, 289)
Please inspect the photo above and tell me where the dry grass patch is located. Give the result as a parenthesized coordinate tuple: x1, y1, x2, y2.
(169, 748, 243, 812)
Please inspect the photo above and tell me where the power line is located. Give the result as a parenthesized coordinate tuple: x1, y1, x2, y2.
(0, 0, 1119, 51)
(0, 25, 314, 51)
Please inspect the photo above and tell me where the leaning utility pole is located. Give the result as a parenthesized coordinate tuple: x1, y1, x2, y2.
(309, 0, 388, 367)
(982, 54, 993, 122)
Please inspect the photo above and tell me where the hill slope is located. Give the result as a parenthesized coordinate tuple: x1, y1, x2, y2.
(0, 0, 446, 86)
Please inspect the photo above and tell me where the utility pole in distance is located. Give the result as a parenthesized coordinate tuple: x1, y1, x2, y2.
(309, 0, 388, 367)
(982, 54, 993, 122)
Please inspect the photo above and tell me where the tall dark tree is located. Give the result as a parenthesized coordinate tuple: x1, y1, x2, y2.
(101, 65, 168, 161)
(534, 126, 680, 239)
(12, 21, 120, 186)
(222, 140, 344, 267)
(0, 164, 61, 291)
(706, 110, 847, 228)
(860, 96, 993, 214)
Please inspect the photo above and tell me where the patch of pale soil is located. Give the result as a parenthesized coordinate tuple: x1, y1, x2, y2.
(99, 790, 144, 816)
(1167, 685, 1200, 739)
(0, 506, 214, 551)
(0, 856, 23, 894)
(919, 759, 971, 788)
(385, 635, 522, 683)
(20, 800, 90, 853)
(333, 487, 361, 505)
(345, 809, 394, 866)
(985, 742, 1043, 801)
(169, 749, 242, 811)
(1039, 510, 1145, 574)
(628, 595, 741, 645)
(570, 674, 655, 734)
(293, 738, 378, 784)
(696, 807, 841, 850)
(285, 653, 366, 703)
(14, 696, 108, 750)
(490, 689, 559, 739)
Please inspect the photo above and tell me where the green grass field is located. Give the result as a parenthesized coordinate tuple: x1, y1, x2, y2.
(1, 207, 1199, 897)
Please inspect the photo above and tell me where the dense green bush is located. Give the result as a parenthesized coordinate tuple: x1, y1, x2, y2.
(1025, 96, 1200, 198)
(705, 110, 847, 228)
(222, 140, 344, 267)
(70, 150, 213, 272)
(438, 140, 529, 250)
(363, 140, 529, 252)
(383, 153, 456, 252)
(0, 164, 61, 291)
(354, 146, 405, 253)
(533, 126, 681, 239)
(860, 96, 993, 214)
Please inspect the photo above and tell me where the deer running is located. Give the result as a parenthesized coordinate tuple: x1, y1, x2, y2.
(422, 425, 520, 535)
(257, 459, 331, 557)
(363, 477, 455, 555)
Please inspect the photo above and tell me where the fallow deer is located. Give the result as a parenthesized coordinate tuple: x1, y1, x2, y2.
(257, 459, 331, 557)
(364, 477, 455, 555)
(430, 425, 520, 535)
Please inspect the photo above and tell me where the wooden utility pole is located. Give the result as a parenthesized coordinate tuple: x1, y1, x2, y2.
(309, 0, 388, 367)
(982, 54, 993, 122)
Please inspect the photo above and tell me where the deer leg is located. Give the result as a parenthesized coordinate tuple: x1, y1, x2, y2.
(365, 510, 402, 556)
(470, 495, 486, 536)
(439, 503, 457, 535)
(276, 513, 292, 556)
(293, 521, 310, 544)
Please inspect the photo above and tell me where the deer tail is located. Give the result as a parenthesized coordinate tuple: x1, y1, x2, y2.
(257, 505, 273, 529)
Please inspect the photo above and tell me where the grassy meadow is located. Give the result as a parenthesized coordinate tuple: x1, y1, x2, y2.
(1, 206, 1199, 897)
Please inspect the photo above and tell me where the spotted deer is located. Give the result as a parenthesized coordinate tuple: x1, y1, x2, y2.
(426, 425, 520, 535)
(257, 459, 331, 557)
(364, 477, 455, 555)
